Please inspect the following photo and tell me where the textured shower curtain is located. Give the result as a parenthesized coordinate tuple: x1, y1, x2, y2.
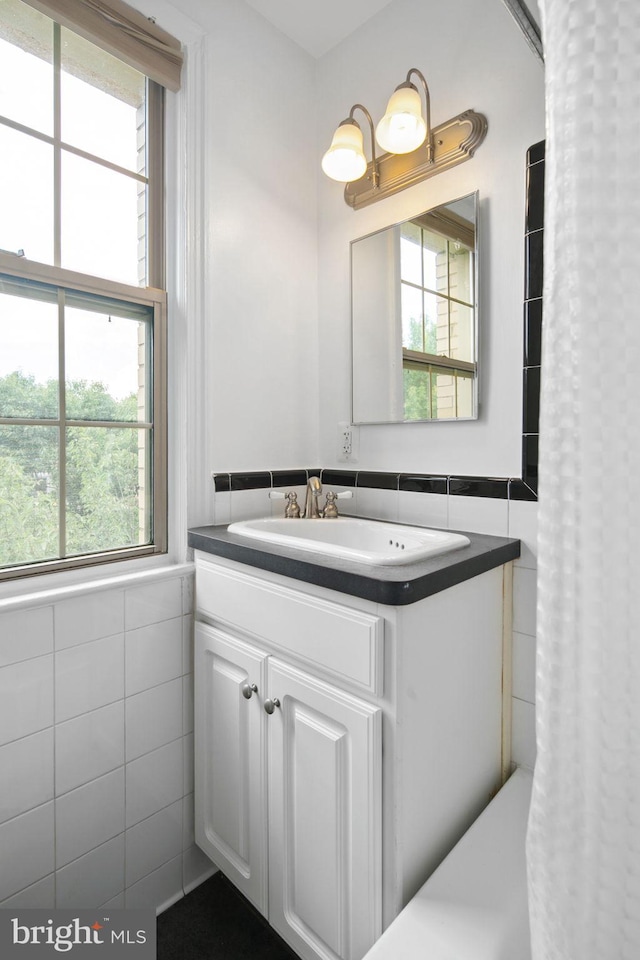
(527, 1, 640, 958)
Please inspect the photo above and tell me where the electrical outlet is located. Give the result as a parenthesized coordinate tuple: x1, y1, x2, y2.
(337, 421, 358, 462)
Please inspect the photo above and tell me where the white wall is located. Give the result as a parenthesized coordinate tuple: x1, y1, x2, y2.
(317, 0, 544, 476)
(179, 0, 320, 474)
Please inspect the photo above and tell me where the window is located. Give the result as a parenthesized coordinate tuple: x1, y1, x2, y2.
(0, 0, 177, 579)
(400, 207, 476, 420)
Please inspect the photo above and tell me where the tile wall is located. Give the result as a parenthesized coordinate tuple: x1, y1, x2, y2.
(0, 569, 216, 910)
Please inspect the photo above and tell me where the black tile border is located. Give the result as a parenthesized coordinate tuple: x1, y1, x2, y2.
(229, 471, 271, 492)
(448, 477, 509, 499)
(524, 298, 542, 367)
(213, 468, 538, 501)
(271, 469, 308, 487)
(321, 469, 357, 487)
(523, 366, 541, 435)
(525, 158, 545, 233)
(398, 475, 447, 495)
(210, 142, 543, 508)
(213, 473, 231, 493)
(527, 141, 545, 165)
(522, 139, 544, 497)
(356, 471, 399, 490)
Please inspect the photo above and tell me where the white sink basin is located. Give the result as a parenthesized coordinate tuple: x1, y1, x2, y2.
(227, 517, 470, 566)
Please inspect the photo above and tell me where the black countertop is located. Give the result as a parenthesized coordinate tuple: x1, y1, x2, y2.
(188, 521, 520, 606)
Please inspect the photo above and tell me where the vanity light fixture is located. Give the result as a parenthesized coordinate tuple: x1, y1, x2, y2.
(376, 68, 433, 158)
(322, 67, 488, 210)
(321, 104, 379, 188)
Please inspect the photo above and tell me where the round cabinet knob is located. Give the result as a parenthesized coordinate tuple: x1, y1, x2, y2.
(242, 683, 258, 700)
(263, 697, 281, 715)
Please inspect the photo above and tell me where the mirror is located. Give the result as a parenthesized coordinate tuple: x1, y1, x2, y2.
(351, 192, 478, 424)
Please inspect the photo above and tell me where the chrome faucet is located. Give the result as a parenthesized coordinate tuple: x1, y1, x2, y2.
(303, 475, 323, 518)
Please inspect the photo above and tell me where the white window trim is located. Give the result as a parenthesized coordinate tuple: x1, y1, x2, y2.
(0, 8, 207, 600)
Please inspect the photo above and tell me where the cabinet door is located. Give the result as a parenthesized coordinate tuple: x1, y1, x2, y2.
(194, 623, 268, 913)
(267, 658, 382, 960)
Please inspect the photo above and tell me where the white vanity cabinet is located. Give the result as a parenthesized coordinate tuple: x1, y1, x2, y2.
(193, 549, 510, 960)
(194, 559, 383, 960)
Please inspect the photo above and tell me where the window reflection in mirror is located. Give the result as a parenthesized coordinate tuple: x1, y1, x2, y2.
(351, 192, 478, 424)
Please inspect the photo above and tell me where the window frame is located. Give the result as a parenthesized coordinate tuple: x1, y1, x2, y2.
(399, 219, 477, 420)
(0, 6, 167, 581)
(0, 255, 168, 581)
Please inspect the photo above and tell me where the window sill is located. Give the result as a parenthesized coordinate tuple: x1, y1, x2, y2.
(0, 554, 194, 612)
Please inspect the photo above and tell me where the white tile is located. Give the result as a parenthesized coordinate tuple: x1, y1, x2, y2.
(181, 573, 194, 616)
(125, 578, 183, 631)
(448, 495, 509, 536)
(182, 674, 193, 735)
(356, 487, 399, 521)
(55, 591, 124, 650)
(125, 678, 182, 762)
(229, 488, 271, 521)
(508, 499, 538, 569)
(0, 729, 54, 824)
(183, 845, 217, 895)
(0, 874, 55, 908)
(182, 794, 194, 851)
(56, 834, 125, 908)
(125, 798, 183, 887)
(126, 738, 184, 828)
(125, 854, 183, 913)
(0, 606, 53, 667)
(397, 491, 448, 528)
(183, 732, 194, 797)
(182, 614, 193, 676)
(512, 631, 536, 705)
(512, 697, 537, 770)
(125, 618, 183, 697)
(101, 892, 125, 909)
(0, 802, 55, 902)
(56, 768, 125, 867)
(328, 487, 358, 516)
(0, 655, 53, 747)
(212, 490, 231, 525)
(55, 701, 124, 796)
(55, 634, 124, 722)
(513, 566, 537, 637)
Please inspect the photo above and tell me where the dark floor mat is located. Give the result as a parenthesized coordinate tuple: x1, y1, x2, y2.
(157, 872, 300, 960)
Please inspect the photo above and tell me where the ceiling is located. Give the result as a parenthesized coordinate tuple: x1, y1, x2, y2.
(244, 0, 396, 59)
(244, 0, 541, 62)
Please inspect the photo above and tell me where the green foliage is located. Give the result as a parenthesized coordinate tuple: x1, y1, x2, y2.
(0, 372, 146, 569)
(403, 368, 433, 421)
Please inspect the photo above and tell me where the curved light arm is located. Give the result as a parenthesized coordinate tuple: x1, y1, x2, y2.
(406, 68, 433, 162)
(349, 103, 379, 188)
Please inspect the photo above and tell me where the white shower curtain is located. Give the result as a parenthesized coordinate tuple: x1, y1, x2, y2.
(527, 1, 640, 958)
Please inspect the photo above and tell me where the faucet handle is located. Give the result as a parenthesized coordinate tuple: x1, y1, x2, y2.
(323, 489, 352, 518)
(284, 491, 301, 518)
(269, 490, 301, 518)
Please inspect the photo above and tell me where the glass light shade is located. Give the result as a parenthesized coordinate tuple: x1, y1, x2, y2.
(375, 85, 427, 154)
(321, 121, 367, 182)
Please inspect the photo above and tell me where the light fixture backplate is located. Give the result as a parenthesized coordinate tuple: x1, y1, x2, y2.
(344, 109, 487, 209)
